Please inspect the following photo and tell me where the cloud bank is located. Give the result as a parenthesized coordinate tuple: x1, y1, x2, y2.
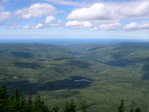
(124, 22, 149, 30)
(15, 3, 56, 19)
(66, 0, 149, 30)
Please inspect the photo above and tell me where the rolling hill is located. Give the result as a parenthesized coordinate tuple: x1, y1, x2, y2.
(0, 42, 149, 112)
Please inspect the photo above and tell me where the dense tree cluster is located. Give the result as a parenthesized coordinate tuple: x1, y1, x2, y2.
(0, 85, 142, 112)
(0, 85, 78, 112)
(118, 100, 142, 112)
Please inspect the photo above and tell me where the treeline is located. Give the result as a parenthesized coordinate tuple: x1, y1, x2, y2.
(0, 85, 142, 112)
(118, 100, 141, 112)
(0, 85, 85, 112)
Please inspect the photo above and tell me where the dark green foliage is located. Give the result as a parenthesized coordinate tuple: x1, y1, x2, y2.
(129, 102, 135, 112)
(51, 105, 60, 112)
(106, 58, 132, 67)
(0, 50, 8, 54)
(0, 85, 8, 100)
(34, 95, 49, 112)
(0, 80, 37, 95)
(15, 88, 21, 101)
(13, 62, 40, 69)
(64, 100, 76, 112)
(105, 51, 144, 67)
(0, 86, 49, 112)
(135, 108, 142, 112)
(87, 46, 102, 51)
(80, 101, 87, 112)
(128, 102, 142, 112)
(40, 76, 92, 91)
(118, 100, 125, 112)
(27, 96, 33, 105)
(0, 86, 78, 112)
(0, 76, 92, 95)
(63, 60, 91, 69)
(142, 63, 149, 80)
(0, 85, 8, 112)
(11, 52, 33, 58)
(69, 100, 76, 112)
(0, 85, 143, 112)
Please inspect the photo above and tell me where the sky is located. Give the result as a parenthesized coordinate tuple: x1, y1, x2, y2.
(0, 0, 149, 40)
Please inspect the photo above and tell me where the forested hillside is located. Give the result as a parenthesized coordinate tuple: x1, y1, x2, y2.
(0, 85, 142, 112)
(0, 43, 149, 112)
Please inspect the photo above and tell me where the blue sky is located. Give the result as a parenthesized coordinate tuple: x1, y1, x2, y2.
(0, 0, 149, 39)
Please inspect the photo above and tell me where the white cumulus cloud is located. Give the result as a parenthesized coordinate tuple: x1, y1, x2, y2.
(99, 23, 121, 30)
(23, 23, 45, 29)
(22, 24, 32, 29)
(67, 3, 112, 20)
(0, 11, 11, 22)
(45, 16, 55, 24)
(67, 1, 149, 21)
(66, 1, 149, 30)
(15, 3, 56, 19)
(33, 23, 45, 29)
(65, 20, 92, 28)
(0, 5, 11, 22)
(124, 22, 149, 30)
(45, 0, 90, 7)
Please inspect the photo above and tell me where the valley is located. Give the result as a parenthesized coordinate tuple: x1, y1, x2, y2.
(0, 43, 149, 112)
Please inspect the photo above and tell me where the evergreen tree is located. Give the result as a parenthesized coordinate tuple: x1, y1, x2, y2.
(15, 88, 21, 101)
(64, 102, 70, 112)
(118, 100, 125, 112)
(64, 100, 76, 112)
(34, 95, 49, 112)
(80, 100, 87, 112)
(51, 105, 59, 112)
(0, 85, 8, 112)
(129, 102, 135, 112)
(25, 95, 34, 112)
(69, 100, 76, 112)
(0, 85, 144, 112)
(135, 108, 142, 112)
(28, 96, 33, 105)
